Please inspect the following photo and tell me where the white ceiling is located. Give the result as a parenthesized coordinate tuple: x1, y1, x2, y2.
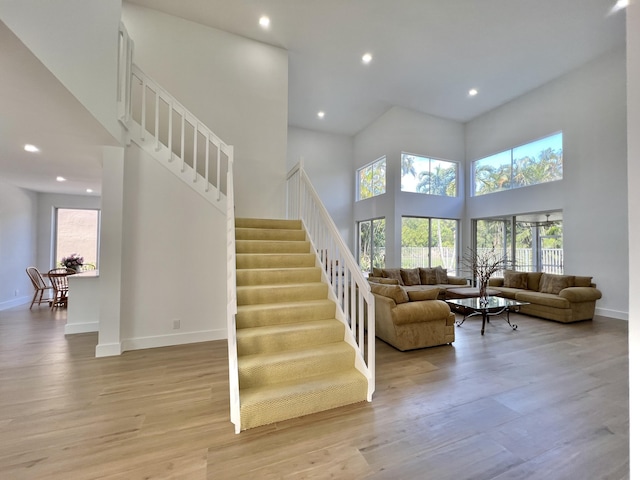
(0, 22, 119, 196)
(0, 1, 626, 194)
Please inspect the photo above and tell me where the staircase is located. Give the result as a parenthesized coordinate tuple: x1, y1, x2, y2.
(234, 218, 369, 430)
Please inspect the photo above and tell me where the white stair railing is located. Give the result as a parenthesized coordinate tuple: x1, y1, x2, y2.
(286, 162, 375, 401)
(117, 23, 240, 431)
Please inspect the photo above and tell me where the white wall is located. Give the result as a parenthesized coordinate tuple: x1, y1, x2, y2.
(626, 3, 639, 477)
(353, 106, 466, 266)
(122, 4, 289, 219)
(118, 143, 227, 350)
(0, 180, 37, 309)
(465, 49, 628, 319)
(0, 0, 123, 142)
(287, 127, 354, 244)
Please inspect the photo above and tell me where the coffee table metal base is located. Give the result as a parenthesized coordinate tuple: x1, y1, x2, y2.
(445, 296, 527, 335)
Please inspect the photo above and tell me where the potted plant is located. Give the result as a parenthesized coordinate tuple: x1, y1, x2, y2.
(61, 253, 84, 272)
(461, 247, 507, 305)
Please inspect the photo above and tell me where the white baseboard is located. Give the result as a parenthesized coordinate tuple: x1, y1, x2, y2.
(65, 322, 99, 335)
(0, 296, 30, 311)
(121, 328, 227, 352)
(595, 307, 628, 321)
(95, 342, 123, 357)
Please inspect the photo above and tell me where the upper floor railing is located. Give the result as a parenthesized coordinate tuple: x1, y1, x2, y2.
(287, 162, 375, 400)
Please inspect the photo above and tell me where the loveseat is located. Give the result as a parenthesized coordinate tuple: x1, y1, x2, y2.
(370, 266, 470, 299)
(488, 270, 602, 323)
(368, 281, 455, 350)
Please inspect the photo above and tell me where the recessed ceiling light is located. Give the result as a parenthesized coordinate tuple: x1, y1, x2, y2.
(317, 111, 325, 119)
(86, 188, 93, 193)
(468, 88, 478, 97)
(24, 144, 39, 152)
(611, 0, 629, 12)
(56, 176, 66, 182)
(259, 16, 270, 28)
(362, 53, 373, 64)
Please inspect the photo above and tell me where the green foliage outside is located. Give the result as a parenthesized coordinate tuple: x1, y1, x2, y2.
(401, 154, 456, 197)
(474, 135, 563, 196)
(359, 158, 386, 200)
(359, 218, 385, 272)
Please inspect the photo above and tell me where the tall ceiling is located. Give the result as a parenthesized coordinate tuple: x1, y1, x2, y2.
(126, 0, 626, 135)
(0, 1, 626, 194)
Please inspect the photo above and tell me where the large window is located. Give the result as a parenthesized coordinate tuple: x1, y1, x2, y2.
(55, 208, 100, 269)
(358, 218, 385, 273)
(401, 153, 457, 197)
(401, 217, 458, 272)
(472, 132, 563, 196)
(473, 212, 563, 275)
(357, 157, 386, 201)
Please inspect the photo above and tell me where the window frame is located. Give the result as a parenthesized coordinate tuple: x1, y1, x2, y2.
(356, 156, 386, 201)
(471, 132, 563, 197)
(400, 152, 458, 197)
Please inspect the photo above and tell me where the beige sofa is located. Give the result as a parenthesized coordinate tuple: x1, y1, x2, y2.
(371, 266, 470, 300)
(368, 281, 455, 351)
(488, 270, 602, 323)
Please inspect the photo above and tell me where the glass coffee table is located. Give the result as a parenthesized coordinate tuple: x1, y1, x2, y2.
(445, 296, 528, 335)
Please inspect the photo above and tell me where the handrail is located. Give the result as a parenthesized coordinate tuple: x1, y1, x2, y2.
(226, 164, 240, 433)
(286, 162, 375, 400)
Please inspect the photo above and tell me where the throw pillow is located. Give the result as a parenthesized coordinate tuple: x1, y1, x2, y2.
(367, 277, 399, 285)
(370, 283, 409, 304)
(419, 268, 437, 285)
(539, 274, 576, 294)
(526, 272, 543, 291)
(407, 289, 440, 301)
(574, 276, 593, 287)
(372, 267, 384, 278)
(503, 270, 528, 289)
(400, 268, 421, 286)
(435, 266, 448, 284)
(382, 268, 405, 285)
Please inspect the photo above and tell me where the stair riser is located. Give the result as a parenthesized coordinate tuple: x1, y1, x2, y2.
(236, 302, 337, 328)
(236, 268, 321, 286)
(236, 254, 316, 269)
(237, 322, 345, 356)
(236, 240, 311, 254)
(236, 228, 306, 242)
(236, 218, 302, 230)
(240, 374, 368, 430)
(239, 348, 355, 388)
(237, 284, 328, 305)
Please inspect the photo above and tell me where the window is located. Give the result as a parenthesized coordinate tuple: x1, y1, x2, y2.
(357, 157, 386, 200)
(55, 208, 100, 269)
(473, 212, 563, 275)
(358, 218, 385, 273)
(472, 132, 563, 196)
(401, 217, 458, 272)
(401, 153, 457, 197)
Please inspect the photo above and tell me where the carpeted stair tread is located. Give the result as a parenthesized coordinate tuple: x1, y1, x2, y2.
(238, 342, 355, 388)
(237, 282, 328, 306)
(236, 239, 311, 254)
(236, 300, 337, 328)
(236, 267, 321, 286)
(239, 369, 368, 430)
(236, 218, 302, 230)
(236, 227, 306, 242)
(236, 319, 345, 355)
(236, 253, 316, 269)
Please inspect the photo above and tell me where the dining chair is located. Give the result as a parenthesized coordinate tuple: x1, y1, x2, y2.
(47, 268, 75, 308)
(25, 267, 53, 309)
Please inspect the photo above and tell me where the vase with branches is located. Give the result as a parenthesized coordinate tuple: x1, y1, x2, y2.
(461, 247, 507, 305)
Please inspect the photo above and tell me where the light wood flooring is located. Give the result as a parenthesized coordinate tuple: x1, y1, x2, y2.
(0, 305, 629, 479)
